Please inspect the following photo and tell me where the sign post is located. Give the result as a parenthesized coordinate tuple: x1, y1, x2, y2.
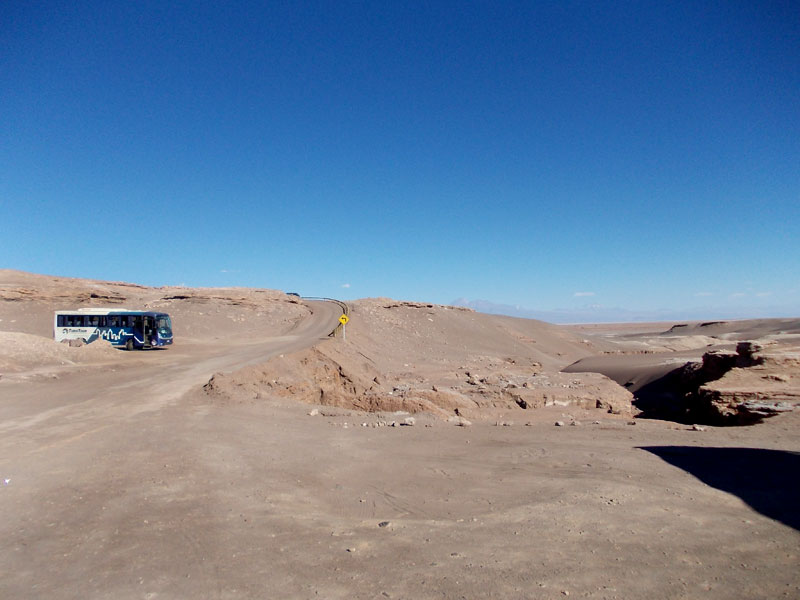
(339, 314, 349, 340)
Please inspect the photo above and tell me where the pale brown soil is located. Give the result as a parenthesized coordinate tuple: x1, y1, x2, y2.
(202, 298, 634, 420)
(1, 271, 798, 599)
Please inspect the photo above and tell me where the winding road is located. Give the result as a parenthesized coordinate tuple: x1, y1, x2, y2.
(0, 299, 343, 440)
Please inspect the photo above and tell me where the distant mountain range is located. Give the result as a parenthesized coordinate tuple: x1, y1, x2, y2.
(449, 298, 799, 324)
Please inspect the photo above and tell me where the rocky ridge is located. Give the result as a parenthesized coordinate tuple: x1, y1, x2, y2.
(202, 298, 635, 420)
(691, 342, 800, 424)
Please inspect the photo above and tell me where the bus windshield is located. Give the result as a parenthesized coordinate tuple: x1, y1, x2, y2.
(156, 316, 172, 333)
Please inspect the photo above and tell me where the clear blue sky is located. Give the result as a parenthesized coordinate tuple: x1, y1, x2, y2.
(2, 1, 798, 318)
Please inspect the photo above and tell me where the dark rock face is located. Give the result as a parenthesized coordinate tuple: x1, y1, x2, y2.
(631, 341, 799, 425)
(685, 344, 798, 425)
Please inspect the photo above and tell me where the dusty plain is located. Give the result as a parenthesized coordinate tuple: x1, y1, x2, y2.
(1, 270, 799, 599)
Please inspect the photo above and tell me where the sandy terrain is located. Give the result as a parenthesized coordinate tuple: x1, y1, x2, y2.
(1, 270, 798, 599)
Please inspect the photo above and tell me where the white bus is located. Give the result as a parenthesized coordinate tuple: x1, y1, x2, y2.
(54, 308, 173, 350)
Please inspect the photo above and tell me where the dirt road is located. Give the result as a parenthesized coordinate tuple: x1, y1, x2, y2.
(0, 299, 341, 428)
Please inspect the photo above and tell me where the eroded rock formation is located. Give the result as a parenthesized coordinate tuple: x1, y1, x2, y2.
(680, 342, 800, 424)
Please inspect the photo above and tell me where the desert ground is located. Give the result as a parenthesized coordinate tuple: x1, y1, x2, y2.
(1, 270, 798, 599)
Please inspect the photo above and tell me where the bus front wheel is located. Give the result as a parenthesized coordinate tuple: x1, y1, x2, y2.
(125, 338, 134, 351)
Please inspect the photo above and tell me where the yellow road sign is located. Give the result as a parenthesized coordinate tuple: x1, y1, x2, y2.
(339, 314, 349, 325)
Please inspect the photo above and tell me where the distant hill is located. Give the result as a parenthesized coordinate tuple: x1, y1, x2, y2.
(450, 298, 800, 324)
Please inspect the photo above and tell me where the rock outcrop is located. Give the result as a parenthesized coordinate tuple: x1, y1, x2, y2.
(201, 345, 635, 419)
(693, 342, 799, 424)
(683, 342, 800, 424)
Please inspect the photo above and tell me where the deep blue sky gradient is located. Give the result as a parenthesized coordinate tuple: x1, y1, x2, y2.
(2, 1, 798, 317)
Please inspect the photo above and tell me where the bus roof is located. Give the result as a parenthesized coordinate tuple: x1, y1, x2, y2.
(54, 309, 170, 317)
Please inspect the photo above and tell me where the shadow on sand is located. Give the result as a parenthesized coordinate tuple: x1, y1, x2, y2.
(640, 446, 800, 531)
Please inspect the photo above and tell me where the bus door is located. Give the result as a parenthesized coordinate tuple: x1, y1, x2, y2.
(132, 315, 144, 347)
(143, 316, 155, 347)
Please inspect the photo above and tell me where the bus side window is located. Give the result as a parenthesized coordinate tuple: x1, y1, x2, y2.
(57, 315, 65, 327)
